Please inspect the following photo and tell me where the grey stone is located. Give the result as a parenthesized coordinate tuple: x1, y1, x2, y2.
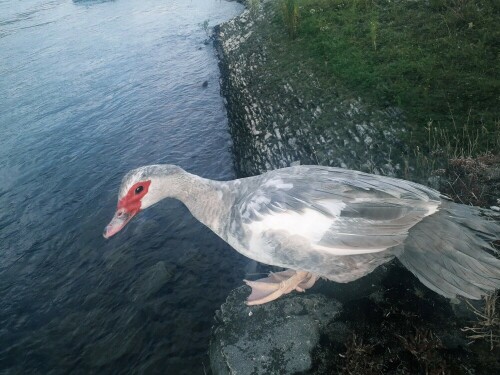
(210, 286, 341, 375)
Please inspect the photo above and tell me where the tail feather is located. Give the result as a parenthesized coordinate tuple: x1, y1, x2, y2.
(402, 245, 487, 299)
(412, 229, 499, 282)
(397, 201, 500, 300)
(449, 204, 499, 242)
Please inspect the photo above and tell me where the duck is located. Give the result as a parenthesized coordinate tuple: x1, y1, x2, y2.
(104, 164, 500, 305)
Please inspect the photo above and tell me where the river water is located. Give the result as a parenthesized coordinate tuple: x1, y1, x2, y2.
(0, 0, 246, 373)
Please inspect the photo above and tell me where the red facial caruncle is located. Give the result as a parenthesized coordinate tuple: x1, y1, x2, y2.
(103, 180, 151, 239)
(117, 180, 152, 214)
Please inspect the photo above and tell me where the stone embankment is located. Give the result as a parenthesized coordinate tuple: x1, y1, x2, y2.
(215, 0, 408, 178)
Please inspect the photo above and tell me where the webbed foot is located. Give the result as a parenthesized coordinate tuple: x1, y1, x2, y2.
(243, 269, 317, 305)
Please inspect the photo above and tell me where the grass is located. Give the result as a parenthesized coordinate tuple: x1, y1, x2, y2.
(403, 119, 499, 183)
(280, 0, 299, 39)
(339, 334, 384, 374)
(395, 328, 447, 374)
(462, 292, 500, 351)
(249, 0, 260, 19)
(273, 0, 500, 156)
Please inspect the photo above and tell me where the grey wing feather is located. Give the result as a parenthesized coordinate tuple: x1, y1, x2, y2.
(233, 166, 441, 255)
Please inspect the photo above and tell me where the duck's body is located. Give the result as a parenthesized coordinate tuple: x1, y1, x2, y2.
(104, 164, 500, 304)
(222, 166, 441, 280)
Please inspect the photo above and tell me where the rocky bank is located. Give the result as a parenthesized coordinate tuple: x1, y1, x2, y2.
(215, 0, 408, 179)
(210, 1, 500, 374)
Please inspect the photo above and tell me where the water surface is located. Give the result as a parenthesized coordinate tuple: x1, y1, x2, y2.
(0, 0, 246, 373)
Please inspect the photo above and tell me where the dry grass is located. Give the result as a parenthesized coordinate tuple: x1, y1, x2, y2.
(395, 328, 448, 375)
(434, 153, 500, 207)
(340, 333, 384, 375)
(442, 155, 494, 205)
(462, 292, 500, 351)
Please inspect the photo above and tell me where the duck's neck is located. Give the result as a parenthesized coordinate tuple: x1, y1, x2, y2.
(157, 169, 234, 236)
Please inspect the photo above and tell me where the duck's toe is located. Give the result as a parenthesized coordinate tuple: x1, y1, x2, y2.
(243, 270, 317, 305)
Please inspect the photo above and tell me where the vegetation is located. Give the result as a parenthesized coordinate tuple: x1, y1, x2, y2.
(462, 292, 500, 351)
(249, 0, 261, 19)
(201, 19, 211, 37)
(308, 265, 499, 374)
(274, 0, 499, 156)
(280, 0, 300, 39)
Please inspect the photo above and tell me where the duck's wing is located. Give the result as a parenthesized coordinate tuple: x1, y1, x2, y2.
(231, 166, 442, 256)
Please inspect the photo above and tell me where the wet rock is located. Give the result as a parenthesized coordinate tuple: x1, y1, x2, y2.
(130, 261, 174, 301)
(210, 286, 342, 375)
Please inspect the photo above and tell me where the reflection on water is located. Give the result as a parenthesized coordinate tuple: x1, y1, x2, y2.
(0, 0, 245, 373)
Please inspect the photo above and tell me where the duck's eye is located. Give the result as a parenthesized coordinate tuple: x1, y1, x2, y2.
(135, 186, 144, 194)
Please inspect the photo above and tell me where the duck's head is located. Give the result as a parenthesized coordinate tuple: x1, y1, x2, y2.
(103, 164, 183, 238)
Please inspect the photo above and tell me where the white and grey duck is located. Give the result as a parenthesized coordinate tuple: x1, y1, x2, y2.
(104, 165, 500, 305)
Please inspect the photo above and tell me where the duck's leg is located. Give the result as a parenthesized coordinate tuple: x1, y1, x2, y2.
(243, 270, 317, 305)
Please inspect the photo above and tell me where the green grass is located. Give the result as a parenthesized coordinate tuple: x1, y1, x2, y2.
(273, 0, 500, 154)
(280, 0, 300, 39)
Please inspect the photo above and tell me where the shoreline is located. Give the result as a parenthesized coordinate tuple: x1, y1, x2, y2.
(214, 1, 409, 179)
(210, 1, 500, 373)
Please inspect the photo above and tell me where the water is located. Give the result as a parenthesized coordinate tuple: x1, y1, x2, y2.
(0, 0, 246, 373)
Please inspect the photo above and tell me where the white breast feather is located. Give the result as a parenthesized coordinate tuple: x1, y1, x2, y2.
(244, 200, 389, 256)
(248, 208, 334, 244)
(245, 198, 408, 256)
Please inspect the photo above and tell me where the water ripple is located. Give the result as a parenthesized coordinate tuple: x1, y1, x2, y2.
(0, 0, 245, 373)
